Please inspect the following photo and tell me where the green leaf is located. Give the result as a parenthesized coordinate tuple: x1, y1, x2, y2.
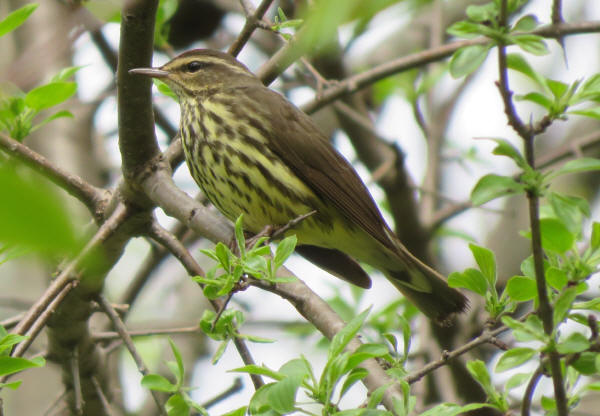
(31, 110, 74, 133)
(547, 79, 569, 100)
(466, 3, 498, 22)
(469, 244, 496, 286)
(506, 276, 537, 301)
(165, 393, 190, 416)
(367, 382, 392, 409)
(0, 334, 27, 354)
(539, 218, 575, 253)
(546, 267, 567, 291)
(505, 373, 531, 392)
(339, 368, 368, 399)
(448, 269, 487, 296)
(571, 352, 597, 375)
(515, 92, 553, 109)
(496, 348, 536, 372)
(548, 192, 589, 234)
(470, 174, 524, 205)
(0, 165, 79, 255)
(512, 15, 539, 32)
(248, 383, 274, 415)
(574, 73, 600, 102)
(328, 307, 370, 360)
(446, 21, 483, 39)
(550, 158, 600, 179)
(273, 235, 297, 270)
(466, 360, 492, 392)
(557, 332, 590, 354)
(25, 82, 77, 110)
(506, 53, 549, 92)
(212, 340, 228, 364)
(419, 403, 493, 416)
(489, 138, 527, 169)
(553, 287, 577, 325)
(267, 374, 303, 414)
(141, 374, 177, 393)
(591, 222, 600, 251)
(501, 315, 546, 342)
(234, 215, 246, 256)
(51, 66, 85, 82)
(513, 34, 549, 56)
(0, 356, 45, 377)
(230, 364, 284, 381)
(0, 4, 38, 37)
(220, 407, 247, 416)
(168, 338, 185, 386)
(154, 79, 178, 101)
(214, 242, 232, 270)
(449, 45, 490, 78)
(571, 107, 600, 119)
(345, 343, 388, 372)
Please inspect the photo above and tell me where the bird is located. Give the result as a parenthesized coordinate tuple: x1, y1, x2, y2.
(130, 49, 467, 325)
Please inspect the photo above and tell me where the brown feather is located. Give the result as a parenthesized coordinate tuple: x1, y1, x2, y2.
(239, 85, 398, 253)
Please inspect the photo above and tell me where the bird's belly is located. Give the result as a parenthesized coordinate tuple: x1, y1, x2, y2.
(184, 137, 321, 235)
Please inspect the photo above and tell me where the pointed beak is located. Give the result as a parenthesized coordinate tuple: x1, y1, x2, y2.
(129, 68, 170, 78)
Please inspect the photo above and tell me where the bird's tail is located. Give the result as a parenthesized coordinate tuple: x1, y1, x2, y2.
(384, 258, 468, 326)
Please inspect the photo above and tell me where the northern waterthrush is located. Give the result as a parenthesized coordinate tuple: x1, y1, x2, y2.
(130, 49, 467, 324)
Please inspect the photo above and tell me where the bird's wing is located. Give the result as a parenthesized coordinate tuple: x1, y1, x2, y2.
(243, 85, 397, 252)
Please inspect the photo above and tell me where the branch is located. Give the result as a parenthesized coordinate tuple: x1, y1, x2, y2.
(117, 0, 162, 179)
(97, 295, 167, 416)
(300, 21, 600, 115)
(405, 324, 509, 384)
(521, 366, 543, 416)
(497, 2, 567, 415)
(201, 377, 243, 409)
(228, 0, 275, 57)
(0, 132, 109, 219)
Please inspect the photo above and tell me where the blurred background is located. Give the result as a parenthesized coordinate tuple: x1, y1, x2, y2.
(1, 0, 600, 414)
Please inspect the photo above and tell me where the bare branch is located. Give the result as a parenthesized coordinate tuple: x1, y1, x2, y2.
(97, 295, 167, 416)
(202, 377, 243, 409)
(117, 0, 162, 179)
(228, 0, 276, 57)
(405, 324, 509, 384)
(300, 21, 600, 115)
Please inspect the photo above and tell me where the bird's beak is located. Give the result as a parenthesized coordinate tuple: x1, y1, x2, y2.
(129, 68, 170, 78)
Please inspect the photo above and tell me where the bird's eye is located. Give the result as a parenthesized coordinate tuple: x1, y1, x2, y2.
(185, 61, 209, 73)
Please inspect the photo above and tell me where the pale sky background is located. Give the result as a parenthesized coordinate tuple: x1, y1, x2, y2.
(67, 1, 600, 413)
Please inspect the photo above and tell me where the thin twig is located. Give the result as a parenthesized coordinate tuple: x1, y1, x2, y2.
(405, 324, 509, 384)
(91, 376, 114, 416)
(201, 377, 243, 409)
(10, 281, 76, 359)
(92, 326, 200, 342)
(97, 294, 167, 416)
(228, 0, 275, 57)
(521, 366, 543, 416)
(42, 389, 68, 416)
(71, 349, 84, 415)
(0, 132, 109, 219)
(299, 21, 600, 115)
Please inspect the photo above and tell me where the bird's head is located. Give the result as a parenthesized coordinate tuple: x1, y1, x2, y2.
(129, 49, 257, 97)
